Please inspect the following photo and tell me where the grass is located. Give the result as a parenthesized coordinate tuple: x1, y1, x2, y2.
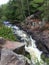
(0, 24, 17, 41)
(41, 54, 49, 65)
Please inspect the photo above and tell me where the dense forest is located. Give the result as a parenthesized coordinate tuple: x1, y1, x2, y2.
(0, 0, 49, 23)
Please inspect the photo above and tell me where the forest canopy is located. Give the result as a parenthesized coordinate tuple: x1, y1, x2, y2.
(0, 0, 49, 23)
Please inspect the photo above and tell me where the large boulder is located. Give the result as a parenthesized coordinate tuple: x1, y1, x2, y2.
(0, 37, 25, 55)
(28, 30, 49, 57)
(0, 48, 30, 65)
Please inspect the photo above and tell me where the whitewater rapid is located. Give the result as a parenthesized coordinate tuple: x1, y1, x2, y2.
(3, 21, 46, 65)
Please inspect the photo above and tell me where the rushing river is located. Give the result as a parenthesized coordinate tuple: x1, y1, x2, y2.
(3, 21, 46, 65)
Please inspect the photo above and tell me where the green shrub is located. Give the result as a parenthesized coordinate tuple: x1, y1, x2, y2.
(0, 25, 17, 41)
(41, 54, 49, 65)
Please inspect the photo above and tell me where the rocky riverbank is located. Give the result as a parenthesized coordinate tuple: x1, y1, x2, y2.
(1, 21, 49, 65)
(0, 48, 30, 65)
(0, 37, 30, 65)
(15, 22, 49, 58)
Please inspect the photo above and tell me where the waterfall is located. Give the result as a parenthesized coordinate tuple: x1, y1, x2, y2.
(3, 21, 46, 65)
(25, 36, 43, 65)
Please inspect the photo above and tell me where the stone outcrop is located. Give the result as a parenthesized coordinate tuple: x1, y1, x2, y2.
(31, 30, 49, 54)
(0, 48, 30, 65)
(18, 23, 49, 57)
(27, 30, 49, 57)
(0, 38, 31, 65)
(0, 37, 25, 55)
(4, 41, 25, 54)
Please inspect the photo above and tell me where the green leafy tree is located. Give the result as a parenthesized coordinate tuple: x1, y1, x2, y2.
(0, 0, 45, 23)
(43, 0, 49, 21)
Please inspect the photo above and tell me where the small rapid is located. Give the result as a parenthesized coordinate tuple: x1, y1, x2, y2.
(3, 21, 46, 65)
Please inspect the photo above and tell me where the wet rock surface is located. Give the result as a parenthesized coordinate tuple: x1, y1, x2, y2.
(18, 23, 49, 57)
(0, 48, 30, 65)
(7, 16, 49, 57)
(31, 30, 49, 54)
(29, 30, 49, 56)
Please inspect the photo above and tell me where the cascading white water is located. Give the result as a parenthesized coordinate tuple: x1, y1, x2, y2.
(3, 21, 46, 65)
(25, 36, 44, 65)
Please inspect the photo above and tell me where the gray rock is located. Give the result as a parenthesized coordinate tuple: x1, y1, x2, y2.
(0, 48, 30, 65)
(0, 37, 25, 55)
(0, 37, 6, 45)
(32, 30, 49, 54)
(0, 37, 6, 60)
(4, 41, 25, 55)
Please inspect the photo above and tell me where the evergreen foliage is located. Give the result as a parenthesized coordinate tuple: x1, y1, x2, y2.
(0, 0, 45, 22)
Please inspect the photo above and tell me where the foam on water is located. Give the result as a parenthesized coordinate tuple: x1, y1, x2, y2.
(25, 36, 43, 65)
(3, 21, 46, 65)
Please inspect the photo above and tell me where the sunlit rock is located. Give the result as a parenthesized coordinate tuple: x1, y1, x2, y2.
(0, 37, 25, 55)
(0, 48, 30, 65)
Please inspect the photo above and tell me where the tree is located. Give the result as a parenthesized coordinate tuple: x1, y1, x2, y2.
(27, 0, 30, 16)
(0, 0, 45, 23)
(5, 0, 26, 22)
(43, 0, 49, 21)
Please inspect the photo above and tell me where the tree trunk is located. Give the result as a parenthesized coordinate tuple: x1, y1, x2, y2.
(27, 0, 30, 16)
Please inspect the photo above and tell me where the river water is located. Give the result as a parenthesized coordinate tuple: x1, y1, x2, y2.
(3, 21, 46, 65)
